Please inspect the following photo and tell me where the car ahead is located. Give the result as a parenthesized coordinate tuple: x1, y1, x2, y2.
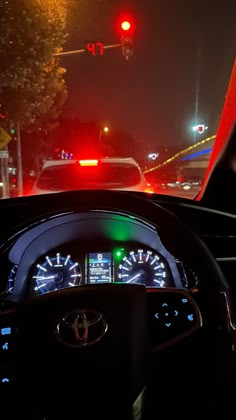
(30, 157, 153, 195)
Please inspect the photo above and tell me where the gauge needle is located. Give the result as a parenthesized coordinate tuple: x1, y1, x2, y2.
(33, 275, 56, 280)
(34, 283, 47, 291)
(127, 273, 141, 283)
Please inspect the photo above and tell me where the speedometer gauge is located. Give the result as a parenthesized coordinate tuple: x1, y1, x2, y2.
(32, 252, 82, 295)
(117, 249, 171, 287)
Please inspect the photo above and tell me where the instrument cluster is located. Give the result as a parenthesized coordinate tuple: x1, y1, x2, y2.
(5, 241, 196, 297)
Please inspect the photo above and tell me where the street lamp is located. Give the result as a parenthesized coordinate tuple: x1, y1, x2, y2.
(98, 126, 109, 143)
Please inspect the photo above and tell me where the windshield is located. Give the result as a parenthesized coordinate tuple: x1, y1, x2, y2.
(1, 1, 235, 200)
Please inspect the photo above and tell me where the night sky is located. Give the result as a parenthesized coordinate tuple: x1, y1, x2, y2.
(62, 0, 236, 154)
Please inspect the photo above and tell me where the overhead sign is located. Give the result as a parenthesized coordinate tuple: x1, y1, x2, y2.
(0, 127, 12, 149)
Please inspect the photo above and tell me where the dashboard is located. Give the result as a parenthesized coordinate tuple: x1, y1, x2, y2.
(18, 244, 178, 295)
(0, 190, 233, 420)
(0, 210, 198, 299)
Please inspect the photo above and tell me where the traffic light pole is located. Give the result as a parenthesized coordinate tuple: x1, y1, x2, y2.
(54, 43, 122, 57)
(16, 122, 23, 197)
(0, 147, 9, 198)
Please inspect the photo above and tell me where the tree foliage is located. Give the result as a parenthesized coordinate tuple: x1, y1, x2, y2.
(0, 0, 68, 131)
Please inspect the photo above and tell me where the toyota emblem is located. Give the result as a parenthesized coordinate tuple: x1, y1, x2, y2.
(56, 309, 108, 347)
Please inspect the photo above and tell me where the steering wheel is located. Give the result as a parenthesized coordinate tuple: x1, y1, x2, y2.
(1, 190, 232, 420)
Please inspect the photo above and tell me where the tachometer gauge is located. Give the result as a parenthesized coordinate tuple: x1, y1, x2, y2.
(117, 249, 171, 287)
(32, 253, 82, 295)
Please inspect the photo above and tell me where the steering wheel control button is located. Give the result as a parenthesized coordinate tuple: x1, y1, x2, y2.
(0, 374, 13, 387)
(56, 309, 108, 347)
(0, 370, 16, 389)
(0, 324, 15, 361)
(1, 326, 12, 336)
(1, 377, 10, 383)
(147, 289, 202, 350)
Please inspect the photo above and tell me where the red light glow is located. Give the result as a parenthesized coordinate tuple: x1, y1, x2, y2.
(121, 21, 131, 31)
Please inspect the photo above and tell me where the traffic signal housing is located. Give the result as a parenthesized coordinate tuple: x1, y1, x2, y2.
(119, 18, 135, 60)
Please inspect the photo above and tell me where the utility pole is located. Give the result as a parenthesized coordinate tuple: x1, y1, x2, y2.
(0, 147, 9, 198)
(0, 125, 11, 198)
(16, 122, 23, 196)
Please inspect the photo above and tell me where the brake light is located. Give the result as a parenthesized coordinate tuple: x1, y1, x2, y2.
(144, 183, 154, 194)
(144, 188, 154, 194)
(78, 159, 99, 167)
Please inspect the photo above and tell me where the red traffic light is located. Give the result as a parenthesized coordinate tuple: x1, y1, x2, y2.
(118, 15, 135, 35)
(117, 15, 135, 60)
(192, 124, 207, 134)
(121, 20, 131, 31)
(197, 125, 204, 133)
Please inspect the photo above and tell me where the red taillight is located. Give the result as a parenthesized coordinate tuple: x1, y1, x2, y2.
(144, 183, 154, 194)
(78, 159, 99, 167)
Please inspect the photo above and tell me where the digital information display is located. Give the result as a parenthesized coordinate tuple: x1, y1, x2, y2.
(88, 252, 112, 283)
